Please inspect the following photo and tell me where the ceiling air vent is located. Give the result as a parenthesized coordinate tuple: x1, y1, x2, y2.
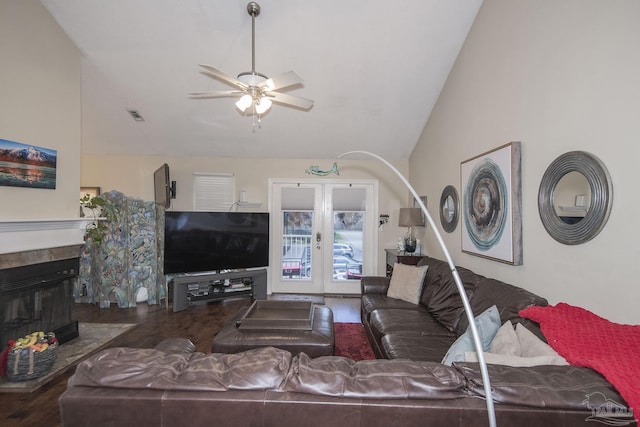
(126, 109, 145, 122)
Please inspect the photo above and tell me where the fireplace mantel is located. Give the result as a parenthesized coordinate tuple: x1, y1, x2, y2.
(0, 218, 94, 255)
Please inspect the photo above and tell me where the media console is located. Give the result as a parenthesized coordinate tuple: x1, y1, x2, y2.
(170, 269, 267, 312)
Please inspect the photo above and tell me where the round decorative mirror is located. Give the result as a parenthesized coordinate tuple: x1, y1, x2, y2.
(439, 185, 459, 233)
(538, 151, 613, 245)
(553, 171, 590, 224)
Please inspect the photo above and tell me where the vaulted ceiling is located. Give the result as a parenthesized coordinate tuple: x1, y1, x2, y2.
(41, 0, 482, 159)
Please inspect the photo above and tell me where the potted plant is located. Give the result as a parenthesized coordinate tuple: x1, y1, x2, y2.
(80, 194, 117, 245)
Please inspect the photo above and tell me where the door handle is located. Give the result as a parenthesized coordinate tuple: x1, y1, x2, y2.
(316, 232, 321, 249)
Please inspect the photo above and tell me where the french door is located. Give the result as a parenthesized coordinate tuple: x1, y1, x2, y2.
(269, 180, 377, 295)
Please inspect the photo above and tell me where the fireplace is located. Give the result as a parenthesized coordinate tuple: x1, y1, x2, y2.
(0, 257, 79, 347)
(0, 218, 93, 347)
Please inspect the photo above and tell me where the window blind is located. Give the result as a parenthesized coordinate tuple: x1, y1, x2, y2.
(193, 173, 234, 211)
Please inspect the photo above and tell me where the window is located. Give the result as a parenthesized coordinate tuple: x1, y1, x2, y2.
(193, 173, 234, 211)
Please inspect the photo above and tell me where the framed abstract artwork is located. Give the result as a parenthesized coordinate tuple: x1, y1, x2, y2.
(460, 142, 522, 265)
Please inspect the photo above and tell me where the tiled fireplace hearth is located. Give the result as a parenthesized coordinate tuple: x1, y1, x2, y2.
(0, 218, 93, 347)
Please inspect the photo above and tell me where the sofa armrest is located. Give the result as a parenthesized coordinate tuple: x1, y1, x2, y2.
(455, 362, 630, 412)
(361, 276, 391, 295)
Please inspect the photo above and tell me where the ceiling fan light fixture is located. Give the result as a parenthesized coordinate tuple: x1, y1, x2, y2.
(255, 97, 272, 114)
(235, 94, 253, 112)
(237, 71, 267, 87)
(191, 1, 312, 128)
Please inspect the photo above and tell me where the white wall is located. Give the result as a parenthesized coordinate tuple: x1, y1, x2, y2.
(0, 0, 81, 219)
(410, 0, 640, 324)
(82, 154, 411, 275)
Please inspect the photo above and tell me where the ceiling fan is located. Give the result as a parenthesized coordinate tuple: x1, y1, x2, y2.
(190, 2, 313, 121)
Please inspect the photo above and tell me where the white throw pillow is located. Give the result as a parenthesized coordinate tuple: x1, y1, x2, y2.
(464, 352, 569, 367)
(516, 323, 568, 363)
(386, 263, 428, 304)
(464, 321, 568, 367)
(489, 321, 521, 356)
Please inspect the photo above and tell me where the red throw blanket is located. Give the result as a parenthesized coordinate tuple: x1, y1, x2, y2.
(520, 303, 639, 421)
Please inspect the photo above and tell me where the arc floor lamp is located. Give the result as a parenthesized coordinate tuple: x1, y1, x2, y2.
(337, 150, 496, 427)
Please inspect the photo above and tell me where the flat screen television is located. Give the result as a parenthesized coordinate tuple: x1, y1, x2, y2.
(154, 163, 175, 208)
(164, 211, 270, 274)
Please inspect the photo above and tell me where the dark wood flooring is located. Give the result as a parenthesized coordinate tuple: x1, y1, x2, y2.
(0, 296, 360, 427)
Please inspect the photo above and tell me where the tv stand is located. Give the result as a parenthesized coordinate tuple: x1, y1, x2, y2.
(171, 269, 267, 312)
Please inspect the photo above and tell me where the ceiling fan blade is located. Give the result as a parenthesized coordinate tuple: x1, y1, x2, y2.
(198, 64, 248, 90)
(266, 91, 314, 110)
(259, 71, 304, 91)
(189, 90, 245, 98)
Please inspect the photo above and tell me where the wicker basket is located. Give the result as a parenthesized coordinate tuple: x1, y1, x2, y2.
(6, 343, 58, 382)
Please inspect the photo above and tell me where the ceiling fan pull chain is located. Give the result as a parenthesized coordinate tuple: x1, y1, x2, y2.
(252, 105, 256, 132)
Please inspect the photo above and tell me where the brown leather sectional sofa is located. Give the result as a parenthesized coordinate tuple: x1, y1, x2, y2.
(361, 255, 548, 361)
(59, 256, 636, 426)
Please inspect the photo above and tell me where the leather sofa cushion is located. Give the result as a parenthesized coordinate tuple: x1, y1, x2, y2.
(284, 353, 466, 399)
(456, 277, 548, 336)
(457, 363, 630, 410)
(369, 308, 454, 340)
(68, 346, 292, 391)
(361, 294, 424, 322)
(423, 266, 482, 333)
(418, 257, 450, 306)
(381, 332, 455, 362)
(154, 337, 196, 354)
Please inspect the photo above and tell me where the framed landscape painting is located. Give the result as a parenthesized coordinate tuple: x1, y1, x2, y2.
(460, 142, 522, 265)
(0, 138, 57, 189)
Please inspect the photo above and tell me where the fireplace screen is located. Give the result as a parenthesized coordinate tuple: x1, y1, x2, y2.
(0, 258, 79, 347)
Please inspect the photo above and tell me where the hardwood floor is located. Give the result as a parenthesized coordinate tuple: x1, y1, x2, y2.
(325, 296, 361, 323)
(0, 295, 360, 427)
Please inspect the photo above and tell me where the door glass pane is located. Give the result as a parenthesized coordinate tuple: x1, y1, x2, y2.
(333, 211, 363, 281)
(281, 211, 313, 280)
(332, 188, 365, 282)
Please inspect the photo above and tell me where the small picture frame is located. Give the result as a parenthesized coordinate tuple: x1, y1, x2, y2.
(80, 187, 101, 216)
(80, 186, 101, 198)
(413, 196, 428, 228)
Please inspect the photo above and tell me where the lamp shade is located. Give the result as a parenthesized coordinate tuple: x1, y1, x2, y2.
(398, 207, 424, 227)
(255, 97, 272, 114)
(235, 94, 252, 112)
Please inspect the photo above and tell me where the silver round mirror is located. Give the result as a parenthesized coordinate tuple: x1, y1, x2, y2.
(439, 185, 459, 233)
(538, 151, 613, 245)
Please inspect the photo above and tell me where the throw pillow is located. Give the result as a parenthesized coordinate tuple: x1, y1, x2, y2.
(489, 321, 521, 356)
(463, 352, 570, 367)
(463, 321, 568, 367)
(387, 263, 428, 304)
(516, 323, 568, 363)
(441, 305, 501, 366)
